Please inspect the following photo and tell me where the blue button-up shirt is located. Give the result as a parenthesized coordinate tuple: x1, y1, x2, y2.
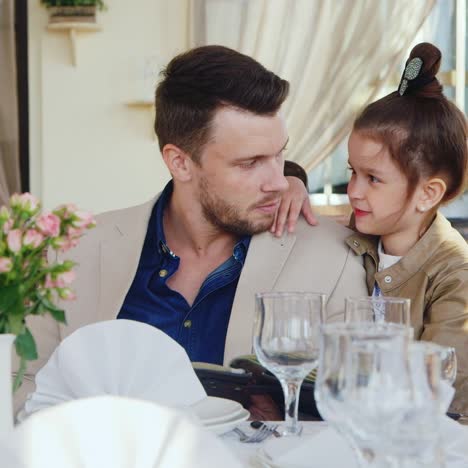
(118, 182, 251, 364)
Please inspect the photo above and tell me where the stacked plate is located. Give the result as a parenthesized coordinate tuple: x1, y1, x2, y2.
(190, 396, 250, 434)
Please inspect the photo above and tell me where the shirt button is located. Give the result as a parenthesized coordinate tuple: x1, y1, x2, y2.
(159, 269, 168, 278)
(183, 320, 192, 328)
(384, 275, 392, 284)
(353, 240, 360, 247)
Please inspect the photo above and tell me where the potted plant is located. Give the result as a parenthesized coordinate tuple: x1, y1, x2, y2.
(40, 0, 107, 24)
(0, 193, 95, 435)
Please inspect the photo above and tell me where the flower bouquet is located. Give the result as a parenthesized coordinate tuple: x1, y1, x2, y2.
(0, 193, 95, 390)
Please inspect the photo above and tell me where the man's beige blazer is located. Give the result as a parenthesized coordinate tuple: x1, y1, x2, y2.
(13, 196, 366, 412)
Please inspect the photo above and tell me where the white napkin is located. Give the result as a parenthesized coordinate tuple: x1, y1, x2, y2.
(260, 426, 356, 468)
(21, 320, 206, 419)
(259, 417, 468, 468)
(4, 396, 243, 468)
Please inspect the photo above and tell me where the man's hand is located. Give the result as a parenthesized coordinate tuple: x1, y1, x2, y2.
(271, 176, 317, 237)
(248, 394, 283, 421)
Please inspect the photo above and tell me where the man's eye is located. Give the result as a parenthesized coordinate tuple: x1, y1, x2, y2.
(369, 175, 380, 183)
(240, 160, 256, 168)
(347, 165, 356, 175)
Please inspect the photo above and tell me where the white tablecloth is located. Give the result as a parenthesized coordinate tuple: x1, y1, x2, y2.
(221, 421, 329, 467)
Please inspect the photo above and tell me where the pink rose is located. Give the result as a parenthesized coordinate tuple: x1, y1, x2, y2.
(10, 192, 40, 213)
(59, 203, 78, 218)
(44, 274, 56, 289)
(0, 257, 12, 273)
(72, 211, 96, 229)
(55, 271, 76, 288)
(58, 288, 76, 300)
(23, 229, 44, 249)
(36, 213, 60, 237)
(2, 219, 13, 234)
(51, 236, 78, 253)
(7, 229, 22, 253)
(66, 226, 83, 239)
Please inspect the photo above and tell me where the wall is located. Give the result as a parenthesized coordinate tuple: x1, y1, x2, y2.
(28, 0, 191, 213)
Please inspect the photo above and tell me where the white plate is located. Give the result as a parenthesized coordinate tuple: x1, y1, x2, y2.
(205, 408, 250, 435)
(190, 396, 244, 425)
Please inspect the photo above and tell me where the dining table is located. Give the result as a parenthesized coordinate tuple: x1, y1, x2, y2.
(221, 420, 329, 467)
(220, 418, 468, 467)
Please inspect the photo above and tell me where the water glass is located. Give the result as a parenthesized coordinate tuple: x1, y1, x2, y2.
(314, 322, 410, 467)
(345, 340, 443, 467)
(253, 291, 325, 436)
(345, 296, 411, 326)
(438, 346, 457, 385)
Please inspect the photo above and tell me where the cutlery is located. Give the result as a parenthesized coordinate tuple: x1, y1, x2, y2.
(232, 424, 279, 443)
(250, 420, 282, 437)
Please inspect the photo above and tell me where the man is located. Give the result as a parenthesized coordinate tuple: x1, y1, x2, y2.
(14, 46, 366, 411)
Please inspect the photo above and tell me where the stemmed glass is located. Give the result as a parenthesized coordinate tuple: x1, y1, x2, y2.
(253, 291, 325, 436)
(345, 296, 411, 326)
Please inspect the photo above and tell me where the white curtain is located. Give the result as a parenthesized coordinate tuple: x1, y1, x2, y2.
(0, 0, 21, 206)
(188, 0, 435, 172)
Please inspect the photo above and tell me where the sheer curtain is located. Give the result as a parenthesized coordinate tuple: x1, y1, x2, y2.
(0, 0, 21, 206)
(188, 0, 435, 171)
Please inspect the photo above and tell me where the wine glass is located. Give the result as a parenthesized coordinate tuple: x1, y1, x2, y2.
(253, 291, 325, 436)
(345, 296, 411, 326)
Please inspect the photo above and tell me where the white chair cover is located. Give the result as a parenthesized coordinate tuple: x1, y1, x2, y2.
(3, 396, 243, 468)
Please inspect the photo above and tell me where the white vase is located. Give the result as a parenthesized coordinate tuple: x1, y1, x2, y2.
(0, 334, 15, 437)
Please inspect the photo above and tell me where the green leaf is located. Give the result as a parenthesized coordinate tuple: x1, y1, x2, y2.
(38, 293, 67, 324)
(12, 357, 27, 392)
(15, 328, 38, 361)
(47, 307, 66, 324)
(7, 314, 24, 335)
(0, 284, 22, 315)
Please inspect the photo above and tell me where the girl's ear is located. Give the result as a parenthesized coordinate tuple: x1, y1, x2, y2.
(162, 144, 193, 182)
(416, 177, 447, 212)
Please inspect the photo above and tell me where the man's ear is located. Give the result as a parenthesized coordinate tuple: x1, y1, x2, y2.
(162, 144, 193, 182)
(416, 177, 447, 212)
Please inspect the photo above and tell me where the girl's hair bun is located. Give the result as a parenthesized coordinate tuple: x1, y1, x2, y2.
(400, 42, 443, 98)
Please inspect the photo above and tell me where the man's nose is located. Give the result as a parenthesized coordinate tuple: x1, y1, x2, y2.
(261, 162, 289, 193)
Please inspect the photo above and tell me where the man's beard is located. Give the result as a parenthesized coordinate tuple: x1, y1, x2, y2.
(198, 177, 274, 236)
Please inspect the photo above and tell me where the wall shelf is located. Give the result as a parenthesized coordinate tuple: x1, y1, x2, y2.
(125, 100, 154, 108)
(47, 22, 101, 67)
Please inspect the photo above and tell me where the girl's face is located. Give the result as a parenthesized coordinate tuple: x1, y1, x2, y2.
(347, 131, 421, 238)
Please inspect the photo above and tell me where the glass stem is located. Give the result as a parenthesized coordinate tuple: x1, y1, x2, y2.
(280, 378, 302, 434)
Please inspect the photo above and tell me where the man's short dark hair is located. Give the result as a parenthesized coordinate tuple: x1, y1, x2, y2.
(154, 45, 290, 163)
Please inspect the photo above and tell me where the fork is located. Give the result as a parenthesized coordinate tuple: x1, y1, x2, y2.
(233, 424, 279, 443)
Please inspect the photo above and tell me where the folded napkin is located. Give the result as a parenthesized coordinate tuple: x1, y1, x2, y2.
(259, 417, 468, 468)
(20, 320, 206, 419)
(4, 396, 243, 468)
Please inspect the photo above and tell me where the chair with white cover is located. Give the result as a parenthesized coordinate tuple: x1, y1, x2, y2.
(2, 396, 243, 468)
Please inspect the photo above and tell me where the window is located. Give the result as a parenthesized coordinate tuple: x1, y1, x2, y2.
(308, 0, 467, 219)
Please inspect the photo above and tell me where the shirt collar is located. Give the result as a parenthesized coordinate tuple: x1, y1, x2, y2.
(154, 181, 175, 257)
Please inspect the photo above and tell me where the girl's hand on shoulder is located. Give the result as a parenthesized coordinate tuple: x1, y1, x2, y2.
(271, 176, 317, 237)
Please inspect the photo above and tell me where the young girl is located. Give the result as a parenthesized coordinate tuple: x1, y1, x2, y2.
(346, 42, 468, 413)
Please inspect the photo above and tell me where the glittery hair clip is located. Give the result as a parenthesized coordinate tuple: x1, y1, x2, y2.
(398, 57, 424, 96)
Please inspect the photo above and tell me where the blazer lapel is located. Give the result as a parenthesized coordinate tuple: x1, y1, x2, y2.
(98, 197, 157, 321)
(223, 231, 297, 365)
